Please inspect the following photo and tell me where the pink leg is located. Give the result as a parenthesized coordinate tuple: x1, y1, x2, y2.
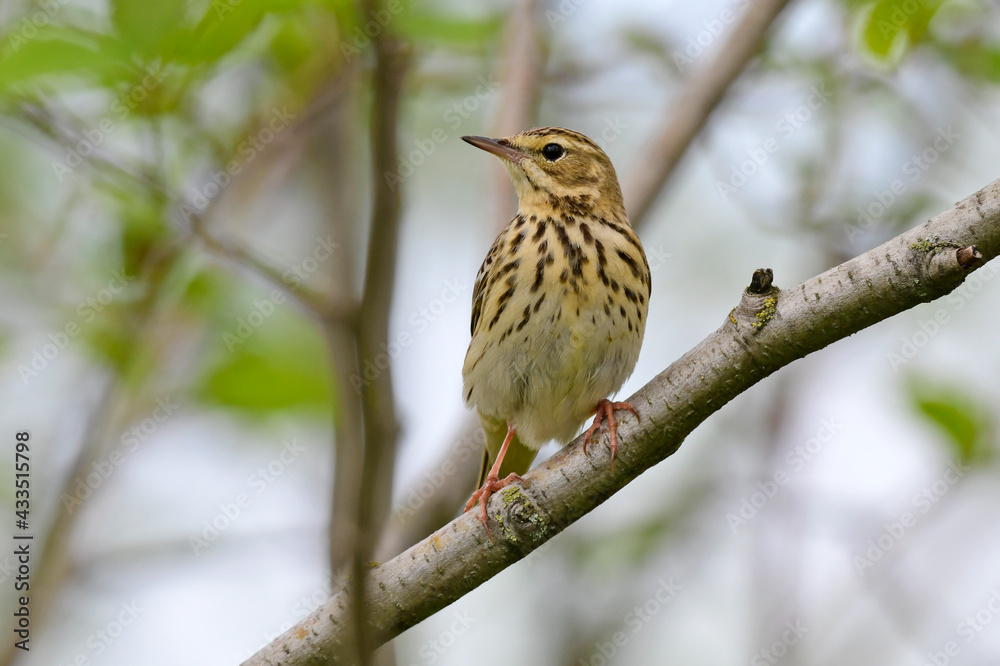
(464, 424, 526, 541)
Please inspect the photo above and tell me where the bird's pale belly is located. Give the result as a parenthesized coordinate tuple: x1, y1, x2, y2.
(467, 288, 643, 449)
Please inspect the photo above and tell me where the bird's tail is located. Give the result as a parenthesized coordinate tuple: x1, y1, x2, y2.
(476, 416, 539, 487)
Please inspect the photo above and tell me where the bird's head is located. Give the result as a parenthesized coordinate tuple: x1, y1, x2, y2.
(462, 127, 627, 221)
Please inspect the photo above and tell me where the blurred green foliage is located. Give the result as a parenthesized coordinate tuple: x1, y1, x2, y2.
(0, 0, 502, 419)
(845, 0, 1000, 79)
(197, 308, 334, 412)
(908, 376, 996, 465)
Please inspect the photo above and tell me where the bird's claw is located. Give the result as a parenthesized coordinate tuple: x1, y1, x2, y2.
(582, 399, 640, 472)
(464, 472, 527, 542)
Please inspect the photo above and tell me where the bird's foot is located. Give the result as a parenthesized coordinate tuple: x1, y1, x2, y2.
(582, 399, 640, 472)
(464, 472, 527, 542)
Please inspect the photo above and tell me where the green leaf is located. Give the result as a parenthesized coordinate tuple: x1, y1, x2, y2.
(111, 0, 188, 58)
(0, 26, 130, 91)
(177, 0, 306, 65)
(197, 306, 332, 413)
(933, 39, 1000, 82)
(908, 378, 995, 465)
(393, 6, 503, 49)
(855, 0, 944, 64)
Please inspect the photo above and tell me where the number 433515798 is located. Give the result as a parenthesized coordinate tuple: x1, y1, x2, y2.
(15, 432, 29, 528)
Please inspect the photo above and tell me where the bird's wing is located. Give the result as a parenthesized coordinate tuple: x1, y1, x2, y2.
(470, 232, 504, 336)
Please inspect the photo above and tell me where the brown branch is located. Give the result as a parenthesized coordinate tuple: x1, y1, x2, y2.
(244, 177, 1000, 665)
(624, 0, 793, 230)
(345, 7, 411, 661)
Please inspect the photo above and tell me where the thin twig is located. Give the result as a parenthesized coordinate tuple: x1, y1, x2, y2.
(347, 5, 411, 661)
(624, 0, 794, 230)
(16, 103, 352, 323)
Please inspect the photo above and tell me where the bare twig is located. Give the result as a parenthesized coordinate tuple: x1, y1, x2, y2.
(346, 5, 411, 661)
(16, 103, 352, 323)
(305, 68, 369, 576)
(624, 0, 794, 229)
(244, 177, 1000, 665)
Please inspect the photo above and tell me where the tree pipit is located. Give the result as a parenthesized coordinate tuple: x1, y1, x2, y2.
(461, 127, 650, 539)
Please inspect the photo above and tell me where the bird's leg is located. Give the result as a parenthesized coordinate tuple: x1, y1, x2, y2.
(582, 398, 640, 472)
(464, 423, 526, 541)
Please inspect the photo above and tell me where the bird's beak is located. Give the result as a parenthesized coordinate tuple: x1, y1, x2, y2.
(462, 135, 527, 164)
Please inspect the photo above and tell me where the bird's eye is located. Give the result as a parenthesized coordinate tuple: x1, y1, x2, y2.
(541, 143, 564, 161)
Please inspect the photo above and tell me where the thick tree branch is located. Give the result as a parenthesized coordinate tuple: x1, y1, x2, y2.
(245, 177, 1000, 665)
(625, 0, 792, 229)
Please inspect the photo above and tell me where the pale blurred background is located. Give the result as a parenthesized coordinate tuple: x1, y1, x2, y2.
(1, 0, 1000, 664)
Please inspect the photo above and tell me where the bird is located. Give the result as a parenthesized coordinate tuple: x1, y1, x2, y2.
(460, 127, 650, 538)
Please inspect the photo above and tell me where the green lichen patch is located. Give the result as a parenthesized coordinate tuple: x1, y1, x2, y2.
(909, 234, 940, 253)
(493, 486, 550, 545)
(501, 486, 525, 507)
(752, 296, 777, 330)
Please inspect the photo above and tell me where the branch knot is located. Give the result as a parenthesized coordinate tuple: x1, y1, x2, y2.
(491, 485, 550, 550)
